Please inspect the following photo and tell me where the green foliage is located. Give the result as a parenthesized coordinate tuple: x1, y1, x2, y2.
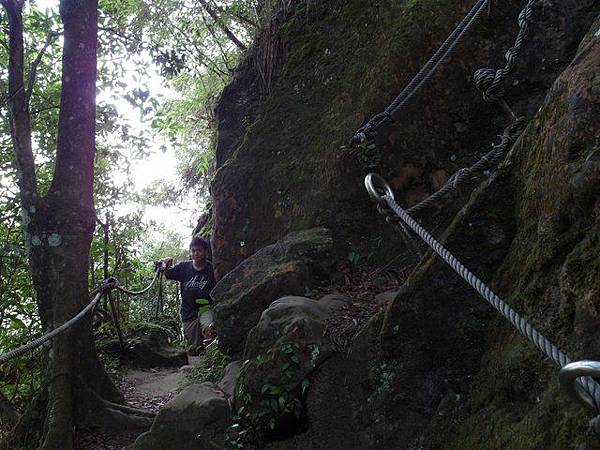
(348, 249, 361, 267)
(188, 344, 229, 384)
(227, 342, 314, 447)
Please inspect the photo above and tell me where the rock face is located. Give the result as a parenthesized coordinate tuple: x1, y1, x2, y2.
(133, 383, 231, 450)
(212, 228, 334, 355)
(204, 0, 600, 448)
(265, 12, 600, 450)
(231, 295, 347, 443)
(125, 341, 188, 368)
(99, 336, 188, 368)
(211, 0, 599, 277)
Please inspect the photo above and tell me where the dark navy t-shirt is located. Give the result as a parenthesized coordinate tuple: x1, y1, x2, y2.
(165, 261, 216, 321)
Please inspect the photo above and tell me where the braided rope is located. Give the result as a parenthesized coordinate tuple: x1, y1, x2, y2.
(0, 288, 106, 365)
(474, 0, 535, 102)
(357, 0, 489, 137)
(380, 191, 600, 411)
(406, 118, 525, 215)
(114, 268, 161, 296)
(0, 267, 162, 366)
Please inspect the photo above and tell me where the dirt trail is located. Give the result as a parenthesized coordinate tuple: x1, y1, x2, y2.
(75, 365, 191, 450)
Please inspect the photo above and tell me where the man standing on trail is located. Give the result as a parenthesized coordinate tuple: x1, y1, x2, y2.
(161, 236, 216, 356)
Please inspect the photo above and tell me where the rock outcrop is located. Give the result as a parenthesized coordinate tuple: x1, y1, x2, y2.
(230, 295, 349, 444)
(212, 228, 334, 355)
(211, 0, 598, 276)
(133, 383, 231, 450)
(203, 0, 600, 448)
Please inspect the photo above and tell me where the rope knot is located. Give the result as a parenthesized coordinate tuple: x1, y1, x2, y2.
(100, 277, 118, 291)
(473, 67, 506, 102)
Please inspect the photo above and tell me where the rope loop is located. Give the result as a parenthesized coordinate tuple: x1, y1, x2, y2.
(559, 361, 600, 412)
(474, 0, 536, 103)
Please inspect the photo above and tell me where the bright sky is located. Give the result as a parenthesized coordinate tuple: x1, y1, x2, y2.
(35, 0, 200, 247)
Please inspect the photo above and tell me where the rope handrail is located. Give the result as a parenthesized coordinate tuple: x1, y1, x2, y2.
(353, 0, 490, 142)
(474, 0, 535, 102)
(351, 0, 536, 170)
(406, 118, 525, 215)
(0, 265, 164, 366)
(0, 288, 107, 365)
(365, 173, 600, 413)
(114, 267, 162, 296)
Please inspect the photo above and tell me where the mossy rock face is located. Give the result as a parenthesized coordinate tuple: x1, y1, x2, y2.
(212, 228, 334, 356)
(420, 15, 600, 450)
(208, 0, 600, 448)
(231, 295, 345, 445)
(211, 0, 595, 277)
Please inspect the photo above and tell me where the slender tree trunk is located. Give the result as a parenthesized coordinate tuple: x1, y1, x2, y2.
(2, 1, 124, 448)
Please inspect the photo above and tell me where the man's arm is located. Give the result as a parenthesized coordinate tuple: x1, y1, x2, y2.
(161, 258, 183, 281)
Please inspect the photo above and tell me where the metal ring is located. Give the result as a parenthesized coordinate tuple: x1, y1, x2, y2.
(365, 173, 395, 208)
(559, 360, 600, 411)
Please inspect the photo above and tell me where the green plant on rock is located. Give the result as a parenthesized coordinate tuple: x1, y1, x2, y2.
(188, 345, 229, 384)
(226, 342, 314, 447)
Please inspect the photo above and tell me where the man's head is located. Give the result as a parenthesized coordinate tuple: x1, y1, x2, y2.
(189, 236, 209, 264)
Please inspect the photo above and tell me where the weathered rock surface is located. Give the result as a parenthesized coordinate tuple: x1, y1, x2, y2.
(99, 336, 188, 368)
(132, 382, 231, 450)
(267, 12, 600, 450)
(232, 295, 348, 442)
(206, 0, 600, 448)
(212, 228, 334, 355)
(211, 0, 599, 277)
(125, 342, 188, 369)
(218, 360, 242, 398)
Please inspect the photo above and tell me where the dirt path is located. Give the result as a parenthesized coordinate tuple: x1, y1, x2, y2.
(75, 365, 191, 450)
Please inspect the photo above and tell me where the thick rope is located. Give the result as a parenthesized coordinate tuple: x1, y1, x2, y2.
(0, 288, 107, 365)
(355, 0, 490, 139)
(474, 0, 535, 102)
(406, 118, 525, 215)
(0, 267, 162, 366)
(378, 189, 600, 411)
(114, 268, 161, 296)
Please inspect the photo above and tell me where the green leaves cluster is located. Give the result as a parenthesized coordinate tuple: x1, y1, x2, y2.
(188, 344, 229, 384)
(227, 342, 315, 447)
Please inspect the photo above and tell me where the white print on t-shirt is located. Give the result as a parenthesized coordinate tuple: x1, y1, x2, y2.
(184, 275, 209, 291)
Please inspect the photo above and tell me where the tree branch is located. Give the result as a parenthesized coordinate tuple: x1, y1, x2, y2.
(1, 0, 37, 210)
(199, 7, 233, 74)
(30, 104, 60, 116)
(208, 0, 258, 29)
(98, 25, 141, 47)
(197, 0, 247, 51)
(26, 30, 61, 103)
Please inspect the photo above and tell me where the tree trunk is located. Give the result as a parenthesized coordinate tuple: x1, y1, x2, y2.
(2, 1, 124, 448)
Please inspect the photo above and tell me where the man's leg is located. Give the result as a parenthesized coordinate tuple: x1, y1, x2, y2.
(182, 318, 204, 355)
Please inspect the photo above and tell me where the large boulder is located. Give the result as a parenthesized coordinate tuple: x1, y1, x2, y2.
(268, 13, 600, 450)
(230, 295, 348, 444)
(212, 228, 334, 355)
(99, 336, 188, 368)
(132, 382, 231, 450)
(211, 0, 598, 278)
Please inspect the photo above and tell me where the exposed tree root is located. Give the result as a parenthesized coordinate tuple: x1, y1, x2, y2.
(101, 399, 156, 419)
